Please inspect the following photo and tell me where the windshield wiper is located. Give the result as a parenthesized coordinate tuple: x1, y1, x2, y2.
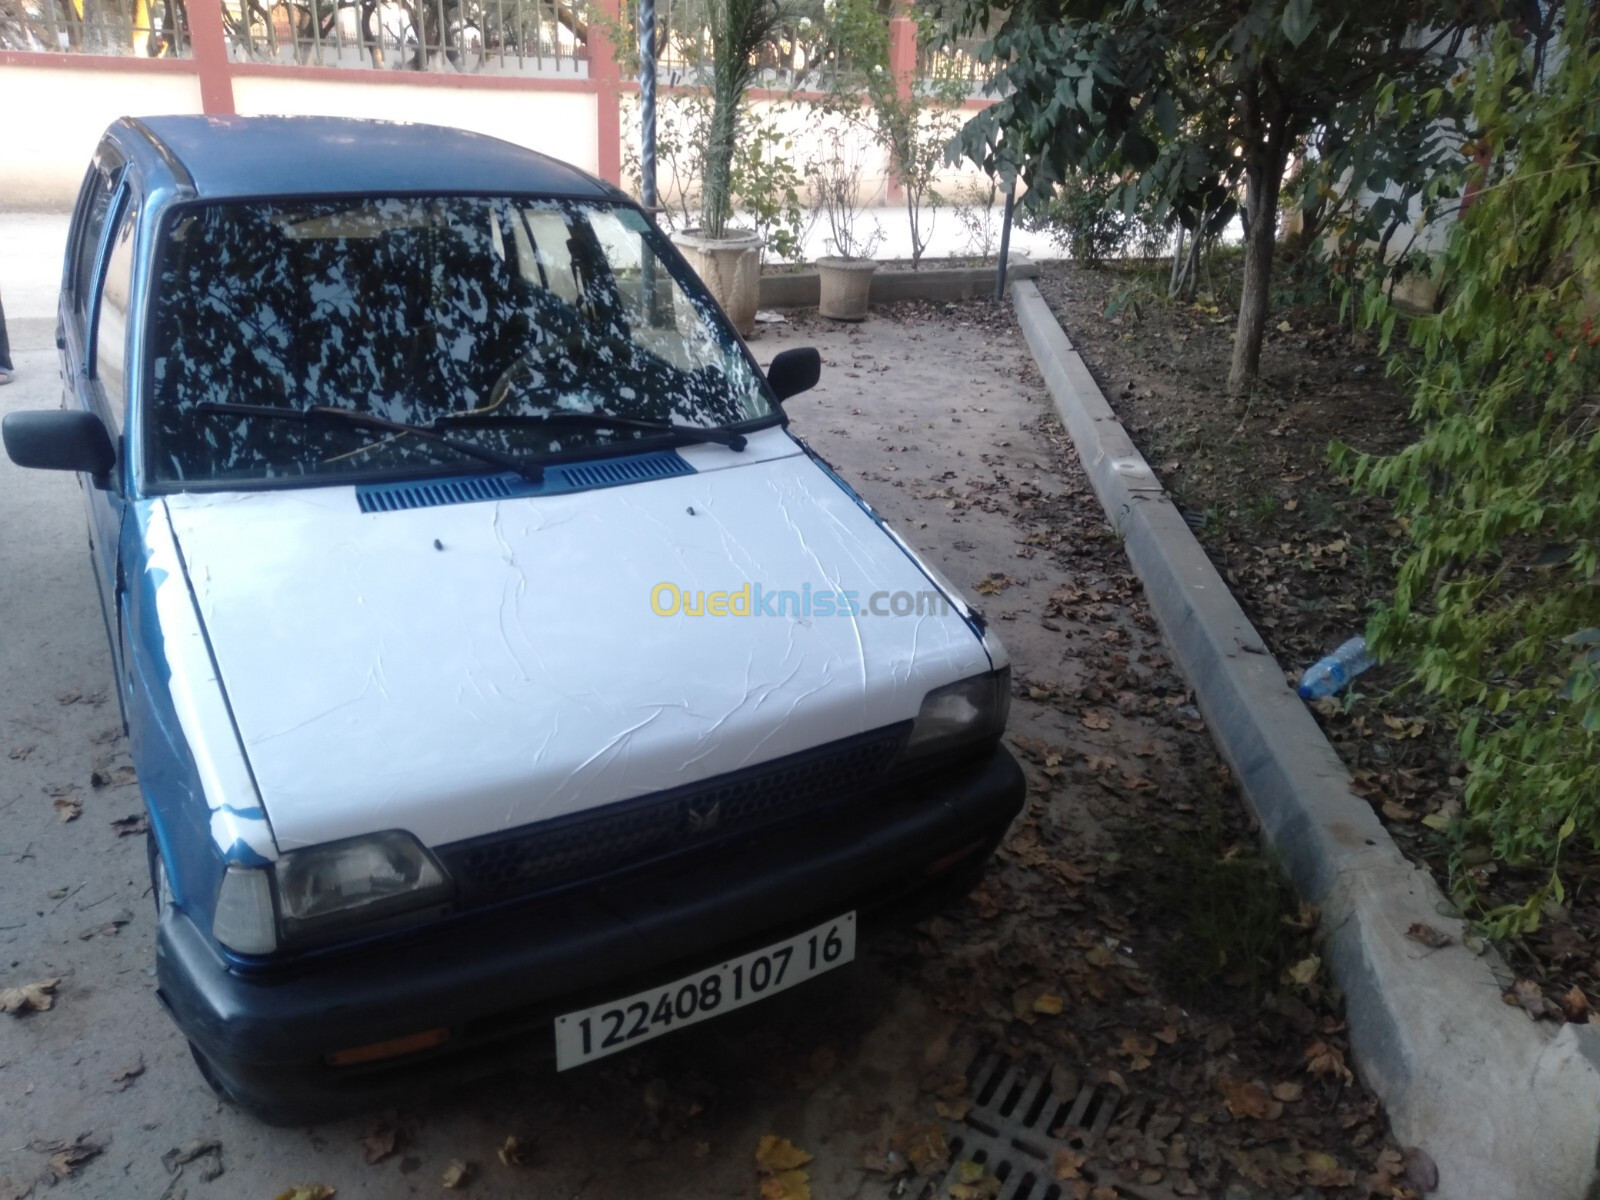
(193, 403, 546, 482)
(434, 410, 749, 452)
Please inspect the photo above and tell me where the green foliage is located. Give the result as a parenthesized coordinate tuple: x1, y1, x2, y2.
(814, 0, 968, 266)
(1020, 173, 1170, 266)
(941, 0, 1493, 389)
(1340, 3, 1600, 931)
(621, 93, 805, 259)
(701, 0, 786, 238)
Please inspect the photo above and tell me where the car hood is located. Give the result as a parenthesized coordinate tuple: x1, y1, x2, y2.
(162, 434, 994, 852)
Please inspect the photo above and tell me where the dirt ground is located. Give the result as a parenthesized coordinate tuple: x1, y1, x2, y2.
(1, 299, 1418, 1200)
(1031, 259, 1600, 1035)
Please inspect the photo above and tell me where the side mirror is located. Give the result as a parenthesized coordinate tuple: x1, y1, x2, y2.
(767, 347, 821, 402)
(3, 410, 116, 484)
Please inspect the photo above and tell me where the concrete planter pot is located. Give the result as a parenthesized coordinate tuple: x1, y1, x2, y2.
(671, 229, 764, 336)
(817, 256, 878, 321)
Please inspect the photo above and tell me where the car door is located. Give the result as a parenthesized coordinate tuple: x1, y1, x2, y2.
(59, 147, 134, 695)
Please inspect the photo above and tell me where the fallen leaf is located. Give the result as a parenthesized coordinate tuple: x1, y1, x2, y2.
(1560, 985, 1592, 1022)
(0, 1177, 32, 1200)
(1216, 1076, 1282, 1121)
(53, 796, 81, 823)
(1381, 800, 1417, 822)
(31, 1135, 102, 1180)
(949, 1160, 1003, 1200)
(755, 1136, 814, 1174)
(497, 1136, 529, 1167)
(1277, 320, 1293, 332)
(759, 1171, 811, 1200)
(90, 765, 137, 789)
(162, 1139, 221, 1175)
(1, 979, 60, 1015)
(891, 1124, 949, 1175)
(78, 911, 132, 941)
(974, 573, 1017, 596)
(109, 814, 149, 837)
(274, 1188, 335, 1200)
(441, 1159, 473, 1189)
(934, 1098, 972, 1121)
(1285, 955, 1320, 988)
(1271, 1081, 1303, 1103)
(1033, 993, 1064, 1016)
(1405, 922, 1451, 949)
(111, 1056, 144, 1089)
(1080, 711, 1112, 732)
(1053, 1149, 1085, 1180)
(1506, 978, 1556, 1020)
(360, 1127, 398, 1165)
(1305, 1040, 1354, 1084)
(1117, 1032, 1157, 1070)
(1301, 1150, 1354, 1188)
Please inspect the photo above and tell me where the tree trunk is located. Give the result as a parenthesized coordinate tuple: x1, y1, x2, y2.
(1228, 160, 1285, 395)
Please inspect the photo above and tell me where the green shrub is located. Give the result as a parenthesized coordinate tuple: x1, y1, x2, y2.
(1342, 1, 1600, 935)
(1024, 172, 1164, 267)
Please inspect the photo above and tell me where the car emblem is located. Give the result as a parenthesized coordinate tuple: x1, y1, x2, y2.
(685, 801, 722, 834)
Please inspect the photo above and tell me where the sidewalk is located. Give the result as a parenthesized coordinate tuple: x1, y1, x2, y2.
(2, 212, 70, 338)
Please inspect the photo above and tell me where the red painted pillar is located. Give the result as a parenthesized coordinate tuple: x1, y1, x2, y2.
(589, 0, 624, 186)
(885, 4, 917, 203)
(186, 0, 236, 115)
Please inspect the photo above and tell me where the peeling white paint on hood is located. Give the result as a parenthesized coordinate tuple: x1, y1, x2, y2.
(164, 441, 994, 851)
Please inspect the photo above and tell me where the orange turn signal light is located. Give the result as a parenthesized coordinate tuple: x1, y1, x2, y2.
(924, 838, 989, 877)
(325, 1026, 450, 1067)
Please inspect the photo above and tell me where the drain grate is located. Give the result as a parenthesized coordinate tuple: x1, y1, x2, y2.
(921, 1054, 1174, 1200)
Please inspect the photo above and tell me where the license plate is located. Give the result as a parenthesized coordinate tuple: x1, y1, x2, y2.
(554, 913, 856, 1069)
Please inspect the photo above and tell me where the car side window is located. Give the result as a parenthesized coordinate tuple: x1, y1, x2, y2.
(70, 151, 123, 323)
(94, 194, 139, 433)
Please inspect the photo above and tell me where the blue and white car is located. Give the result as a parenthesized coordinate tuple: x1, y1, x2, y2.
(3, 115, 1025, 1121)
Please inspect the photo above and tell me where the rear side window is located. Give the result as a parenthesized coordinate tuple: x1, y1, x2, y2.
(95, 196, 139, 426)
(71, 154, 122, 318)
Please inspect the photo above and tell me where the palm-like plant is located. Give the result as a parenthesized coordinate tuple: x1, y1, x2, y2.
(700, 0, 783, 238)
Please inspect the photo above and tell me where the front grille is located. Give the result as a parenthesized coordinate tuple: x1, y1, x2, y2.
(439, 725, 909, 905)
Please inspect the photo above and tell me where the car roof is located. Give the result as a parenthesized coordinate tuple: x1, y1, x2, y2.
(124, 115, 615, 201)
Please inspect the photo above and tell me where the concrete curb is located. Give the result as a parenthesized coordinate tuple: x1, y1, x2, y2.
(1011, 280, 1600, 1200)
(759, 259, 1038, 309)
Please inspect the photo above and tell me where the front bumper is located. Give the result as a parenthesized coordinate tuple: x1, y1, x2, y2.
(155, 745, 1025, 1122)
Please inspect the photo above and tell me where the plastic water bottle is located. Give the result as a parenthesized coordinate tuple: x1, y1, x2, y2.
(1297, 637, 1375, 700)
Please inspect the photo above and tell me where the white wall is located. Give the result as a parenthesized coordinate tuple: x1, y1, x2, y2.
(0, 65, 203, 208)
(230, 74, 600, 176)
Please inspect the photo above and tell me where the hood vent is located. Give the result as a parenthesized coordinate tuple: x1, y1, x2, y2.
(356, 450, 695, 514)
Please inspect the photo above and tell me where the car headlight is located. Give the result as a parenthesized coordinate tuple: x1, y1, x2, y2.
(902, 668, 1011, 761)
(276, 831, 452, 942)
(211, 830, 453, 955)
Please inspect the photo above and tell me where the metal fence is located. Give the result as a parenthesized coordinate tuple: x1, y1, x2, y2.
(0, 0, 190, 55)
(221, 0, 588, 73)
(916, 33, 996, 98)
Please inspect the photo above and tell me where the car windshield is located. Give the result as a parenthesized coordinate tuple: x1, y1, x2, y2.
(145, 196, 776, 486)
